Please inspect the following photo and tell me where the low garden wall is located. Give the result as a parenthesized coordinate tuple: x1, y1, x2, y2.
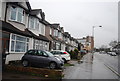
(5, 65, 63, 79)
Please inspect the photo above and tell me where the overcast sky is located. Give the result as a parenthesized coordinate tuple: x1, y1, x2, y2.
(29, 0, 118, 48)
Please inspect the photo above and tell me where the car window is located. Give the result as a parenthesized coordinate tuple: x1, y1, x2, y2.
(37, 50, 43, 56)
(51, 51, 56, 55)
(56, 51, 61, 54)
(51, 51, 55, 54)
(51, 51, 62, 55)
(45, 51, 54, 56)
(34, 50, 38, 55)
(27, 50, 35, 55)
(42, 51, 48, 57)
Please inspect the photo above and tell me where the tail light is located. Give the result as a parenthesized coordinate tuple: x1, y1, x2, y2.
(63, 52, 68, 54)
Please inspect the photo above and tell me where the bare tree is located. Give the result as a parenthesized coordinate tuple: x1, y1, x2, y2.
(109, 40, 118, 47)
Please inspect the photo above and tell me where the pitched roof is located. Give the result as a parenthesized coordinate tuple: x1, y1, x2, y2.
(51, 24, 60, 29)
(7, 1, 31, 13)
(1, 20, 49, 42)
(30, 9, 42, 16)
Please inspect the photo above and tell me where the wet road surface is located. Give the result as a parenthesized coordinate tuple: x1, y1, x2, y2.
(95, 52, 118, 73)
(63, 53, 119, 79)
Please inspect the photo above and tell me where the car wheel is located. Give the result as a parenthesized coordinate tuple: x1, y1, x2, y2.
(49, 62, 56, 69)
(22, 60, 29, 67)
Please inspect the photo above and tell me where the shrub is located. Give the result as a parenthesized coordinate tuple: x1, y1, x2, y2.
(69, 48, 79, 59)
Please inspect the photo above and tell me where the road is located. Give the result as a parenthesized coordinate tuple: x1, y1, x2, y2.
(63, 52, 119, 79)
(95, 52, 118, 73)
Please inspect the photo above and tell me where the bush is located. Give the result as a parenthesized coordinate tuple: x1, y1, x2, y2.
(74, 48, 79, 54)
(69, 48, 86, 60)
(69, 48, 79, 59)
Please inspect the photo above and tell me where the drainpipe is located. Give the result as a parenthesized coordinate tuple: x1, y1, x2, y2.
(4, 2, 8, 22)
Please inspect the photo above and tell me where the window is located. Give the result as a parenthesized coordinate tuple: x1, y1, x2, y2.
(54, 30, 58, 37)
(56, 42, 60, 50)
(40, 23, 45, 35)
(35, 18, 39, 30)
(34, 39, 48, 51)
(27, 50, 35, 55)
(10, 6, 24, 23)
(10, 7, 17, 21)
(29, 17, 39, 30)
(42, 51, 48, 57)
(10, 34, 29, 52)
(58, 32, 62, 39)
(38, 50, 43, 56)
(29, 17, 34, 29)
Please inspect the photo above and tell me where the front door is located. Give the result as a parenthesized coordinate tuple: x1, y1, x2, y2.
(0, 31, 10, 70)
(1, 31, 10, 54)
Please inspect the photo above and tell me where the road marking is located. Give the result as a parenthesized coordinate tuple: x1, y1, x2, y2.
(104, 64, 120, 77)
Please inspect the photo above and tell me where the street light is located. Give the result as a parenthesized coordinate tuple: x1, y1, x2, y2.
(91, 25, 102, 62)
(92, 26, 102, 39)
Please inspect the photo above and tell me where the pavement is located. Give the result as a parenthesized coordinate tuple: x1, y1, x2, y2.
(63, 53, 119, 79)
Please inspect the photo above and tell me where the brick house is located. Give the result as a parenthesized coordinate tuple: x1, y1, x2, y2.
(1, 1, 49, 64)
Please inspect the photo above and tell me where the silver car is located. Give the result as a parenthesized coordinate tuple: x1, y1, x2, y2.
(21, 50, 64, 69)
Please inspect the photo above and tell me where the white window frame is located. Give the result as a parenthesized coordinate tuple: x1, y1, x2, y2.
(10, 6, 24, 23)
(29, 16, 35, 29)
(34, 39, 48, 51)
(29, 16, 40, 30)
(40, 23, 45, 35)
(9, 33, 29, 53)
(54, 30, 58, 37)
(35, 18, 39, 30)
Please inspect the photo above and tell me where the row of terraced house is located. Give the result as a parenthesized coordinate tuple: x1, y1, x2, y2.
(0, 0, 79, 64)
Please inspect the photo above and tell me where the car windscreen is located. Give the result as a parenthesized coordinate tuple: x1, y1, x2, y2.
(45, 51, 54, 57)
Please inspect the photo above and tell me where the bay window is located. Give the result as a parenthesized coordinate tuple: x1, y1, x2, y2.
(29, 17, 35, 29)
(29, 16, 39, 30)
(34, 39, 48, 51)
(58, 32, 62, 39)
(10, 6, 24, 23)
(40, 23, 45, 35)
(35, 19, 39, 30)
(54, 30, 58, 37)
(10, 34, 29, 52)
(56, 42, 60, 50)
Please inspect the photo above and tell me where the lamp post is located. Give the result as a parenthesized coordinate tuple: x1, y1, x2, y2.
(92, 25, 102, 52)
(91, 25, 102, 61)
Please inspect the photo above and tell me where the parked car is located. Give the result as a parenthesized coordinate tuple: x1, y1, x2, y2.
(50, 50, 71, 63)
(110, 52, 117, 56)
(21, 50, 64, 69)
(107, 52, 117, 56)
(80, 50, 87, 54)
(99, 51, 106, 54)
(107, 52, 111, 54)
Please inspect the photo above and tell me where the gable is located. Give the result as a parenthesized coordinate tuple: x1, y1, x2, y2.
(37, 13, 42, 19)
(20, 2, 30, 10)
